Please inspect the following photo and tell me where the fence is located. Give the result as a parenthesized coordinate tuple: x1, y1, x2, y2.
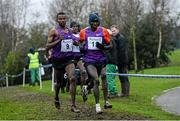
(0, 64, 54, 91)
(0, 64, 180, 92)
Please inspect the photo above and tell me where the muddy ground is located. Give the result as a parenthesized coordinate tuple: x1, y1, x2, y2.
(0, 87, 149, 120)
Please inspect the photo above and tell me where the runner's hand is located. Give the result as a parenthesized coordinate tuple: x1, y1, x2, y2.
(59, 35, 64, 41)
(96, 42, 104, 49)
(73, 41, 79, 46)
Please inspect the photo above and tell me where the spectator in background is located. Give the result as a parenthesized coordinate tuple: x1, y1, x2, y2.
(105, 29, 118, 98)
(107, 25, 130, 97)
(25, 47, 41, 86)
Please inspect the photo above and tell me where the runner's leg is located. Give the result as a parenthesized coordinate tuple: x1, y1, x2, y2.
(101, 66, 112, 109)
(54, 69, 64, 109)
(86, 64, 99, 104)
(66, 63, 80, 113)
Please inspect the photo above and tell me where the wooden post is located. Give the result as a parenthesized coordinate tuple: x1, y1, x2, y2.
(6, 73, 8, 87)
(39, 68, 42, 89)
(23, 68, 26, 87)
(52, 67, 55, 92)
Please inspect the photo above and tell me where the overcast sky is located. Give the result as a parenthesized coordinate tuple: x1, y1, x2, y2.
(27, 0, 180, 24)
(27, 0, 49, 24)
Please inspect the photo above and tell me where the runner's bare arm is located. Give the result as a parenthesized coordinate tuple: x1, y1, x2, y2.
(46, 28, 62, 49)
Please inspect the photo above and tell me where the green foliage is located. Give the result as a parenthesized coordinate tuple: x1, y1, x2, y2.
(128, 13, 176, 69)
(0, 22, 50, 76)
(0, 24, 14, 71)
(168, 49, 180, 66)
(0, 24, 29, 76)
(27, 23, 49, 49)
(2, 51, 25, 85)
(4, 51, 25, 75)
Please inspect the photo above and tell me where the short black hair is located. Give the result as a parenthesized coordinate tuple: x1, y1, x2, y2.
(70, 21, 78, 27)
(70, 21, 80, 31)
(56, 12, 66, 19)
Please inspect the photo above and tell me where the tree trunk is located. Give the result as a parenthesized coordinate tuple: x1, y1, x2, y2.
(157, 30, 162, 58)
(131, 25, 138, 73)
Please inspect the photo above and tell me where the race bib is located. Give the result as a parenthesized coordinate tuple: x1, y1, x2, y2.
(87, 37, 102, 50)
(61, 39, 73, 52)
(72, 45, 80, 52)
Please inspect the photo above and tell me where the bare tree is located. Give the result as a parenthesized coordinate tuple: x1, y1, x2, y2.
(121, 0, 142, 72)
(0, 0, 28, 51)
(150, 0, 171, 59)
(0, 0, 29, 69)
(148, 0, 176, 66)
(99, 0, 142, 71)
(48, 0, 89, 26)
(10, 0, 29, 51)
(99, 0, 123, 28)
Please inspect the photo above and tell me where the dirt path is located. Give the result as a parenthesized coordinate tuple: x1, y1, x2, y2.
(0, 86, 148, 120)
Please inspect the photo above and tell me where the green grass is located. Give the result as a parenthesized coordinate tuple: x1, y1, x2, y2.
(168, 49, 180, 66)
(18, 65, 180, 120)
(0, 50, 180, 119)
(126, 66, 180, 119)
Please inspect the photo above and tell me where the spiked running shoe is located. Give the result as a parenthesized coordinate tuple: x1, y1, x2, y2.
(82, 85, 88, 102)
(54, 99, 60, 109)
(104, 101, 112, 109)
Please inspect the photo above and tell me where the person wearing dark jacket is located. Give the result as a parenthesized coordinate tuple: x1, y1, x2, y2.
(105, 29, 118, 97)
(106, 25, 130, 97)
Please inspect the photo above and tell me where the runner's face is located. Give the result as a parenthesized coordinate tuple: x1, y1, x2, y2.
(72, 25, 79, 34)
(90, 21, 99, 30)
(57, 15, 66, 27)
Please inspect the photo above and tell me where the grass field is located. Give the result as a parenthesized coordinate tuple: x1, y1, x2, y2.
(0, 49, 180, 120)
(168, 49, 180, 66)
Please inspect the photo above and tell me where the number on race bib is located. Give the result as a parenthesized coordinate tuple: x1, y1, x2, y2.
(66, 44, 69, 49)
(61, 39, 73, 52)
(87, 37, 102, 50)
(72, 45, 80, 52)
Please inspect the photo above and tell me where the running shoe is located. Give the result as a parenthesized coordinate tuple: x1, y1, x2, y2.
(96, 103, 103, 114)
(71, 105, 80, 113)
(104, 101, 112, 109)
(82, 85, 88, 102)
(54, 98, 60, 109)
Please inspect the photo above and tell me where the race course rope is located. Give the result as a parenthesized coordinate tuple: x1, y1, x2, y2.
(1, 64, 180, 81)
(106, 73, 180, 78)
